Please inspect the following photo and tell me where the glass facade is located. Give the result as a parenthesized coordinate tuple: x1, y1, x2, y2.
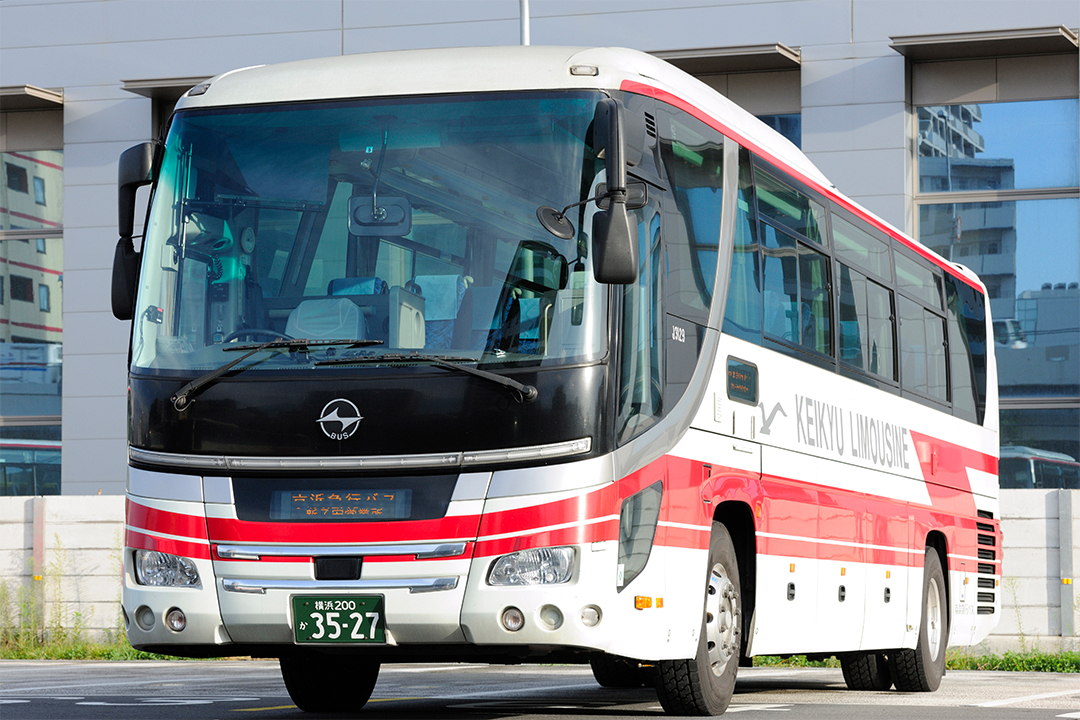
(917, 99, 1080, 468)
(757, 114, 802, 149)
(0, 149, 64, 495)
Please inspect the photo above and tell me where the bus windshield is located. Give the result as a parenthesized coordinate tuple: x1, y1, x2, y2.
(133, 92, 608, 374)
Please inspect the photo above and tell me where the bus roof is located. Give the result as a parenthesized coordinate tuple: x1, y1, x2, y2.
(173, 45, 985, 295)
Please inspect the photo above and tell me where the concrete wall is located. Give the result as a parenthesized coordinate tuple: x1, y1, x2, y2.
(1, 493, 1077, 650)
(0, 496, 124, 640)
(977, 489, 1080, 654)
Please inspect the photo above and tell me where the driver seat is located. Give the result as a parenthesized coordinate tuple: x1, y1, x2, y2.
(285, 298, 367, 340)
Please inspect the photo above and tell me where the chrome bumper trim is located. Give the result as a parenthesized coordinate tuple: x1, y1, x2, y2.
(129, 437, 591, 473)
(216, 542, 467, 561)
(222, 576, 459, 595)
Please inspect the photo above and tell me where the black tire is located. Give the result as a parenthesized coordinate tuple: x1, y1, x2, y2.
(890, 550, 947, 692)
(840, 651, 893, 690)
(590, 653, 646, 688)
(279, 653, 380, 712)
(654, 522, 741, 715)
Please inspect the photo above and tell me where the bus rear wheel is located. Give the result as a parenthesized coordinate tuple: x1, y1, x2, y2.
(279, 652, 380, 712)
(840, 651, 893, 690)
(889, 549, 947, 692)
(590, 653, 646, 687)
(654, 522, 740, 715)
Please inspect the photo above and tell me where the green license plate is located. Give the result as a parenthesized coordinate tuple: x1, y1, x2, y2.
(291, 595, 385, 644)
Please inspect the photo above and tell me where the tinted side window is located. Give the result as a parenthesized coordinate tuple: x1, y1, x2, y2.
(755, 168, 827, 246)
(761, 224, 832, 355)
(895, 250, 943, 310)
(899, 296, 947, 403)
(833, 213, 891, 282)
(945, 275, 987, 423)
(722, 151, 762, 342)
(838, 264, 895, 381)
(658, 109, 725, 323)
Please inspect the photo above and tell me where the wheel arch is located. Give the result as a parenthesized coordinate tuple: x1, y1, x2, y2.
(714, 500, 756, 664)
(924, 530, 950, 636)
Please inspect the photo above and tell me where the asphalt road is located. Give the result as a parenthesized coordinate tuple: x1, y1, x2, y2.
(0, 660, 1078, 720)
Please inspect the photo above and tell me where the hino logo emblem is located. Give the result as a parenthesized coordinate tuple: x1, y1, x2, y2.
(317, 398, 363, 440)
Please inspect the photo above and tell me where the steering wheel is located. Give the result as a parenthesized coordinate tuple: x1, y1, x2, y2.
(222, 328, 292, 343)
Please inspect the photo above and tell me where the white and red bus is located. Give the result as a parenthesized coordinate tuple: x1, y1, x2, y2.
(113, 46, 1000, 715)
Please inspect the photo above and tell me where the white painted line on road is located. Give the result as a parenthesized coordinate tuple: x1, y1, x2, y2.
(0, 675, 247, 694)
(1056, 712, 1080, 719)
(976, 687, 1080, 707)
(726, 704, 792, 713)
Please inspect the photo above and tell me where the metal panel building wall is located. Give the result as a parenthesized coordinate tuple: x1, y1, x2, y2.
(0, 0, 1076, 496)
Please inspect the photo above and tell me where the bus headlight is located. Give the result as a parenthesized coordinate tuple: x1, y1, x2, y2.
(133, 550, 202, 588)
(487, 547, 574, 585)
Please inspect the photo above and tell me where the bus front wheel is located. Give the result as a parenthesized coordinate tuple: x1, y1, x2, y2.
(654, 521, 740, 715)
(889, 549, 947, 692)
(279, 653, 380, 712)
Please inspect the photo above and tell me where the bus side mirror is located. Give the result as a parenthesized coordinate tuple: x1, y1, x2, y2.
(591, 99, 638, 285)
(113, 142, 155, 320)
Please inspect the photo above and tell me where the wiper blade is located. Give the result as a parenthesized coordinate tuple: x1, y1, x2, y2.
(223, 338, 383, 352)
(172, 338, 382, 411)
(316, 352, 538, 403)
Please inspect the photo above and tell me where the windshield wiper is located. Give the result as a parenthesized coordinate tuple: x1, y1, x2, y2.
(316, 352, 538, 403)
(171, 338, 382, 411)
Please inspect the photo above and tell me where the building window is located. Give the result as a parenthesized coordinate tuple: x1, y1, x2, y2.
(9, 275, 33, 302)
(916, 92, 1080, 462)
(757, 114, 802, 149)
(1, 140, 63, 496)
(5, 162, 28, 193)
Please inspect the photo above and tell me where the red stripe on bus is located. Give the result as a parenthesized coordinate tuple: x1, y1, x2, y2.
(205, 514, 482, 544)
(126, 528, 212, 560)
(127, 499, 208, 540)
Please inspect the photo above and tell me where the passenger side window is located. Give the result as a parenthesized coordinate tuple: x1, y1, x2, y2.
(899, 296, 947, 403)
(758, 166, 832, 357)
(723, 153, 762, 341)
(945, 276, 987, 423)
(755, 168, 827, 246)
(837, 264, 895, 380)
(658, 109, 725, 323)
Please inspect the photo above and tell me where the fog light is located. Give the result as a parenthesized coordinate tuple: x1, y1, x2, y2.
(134, 605, 155, 631)
(501, 607, 525, 632)
(165, 607, 187, 632)
(539, 604, 563, 630)
(580, 605, 601, 627)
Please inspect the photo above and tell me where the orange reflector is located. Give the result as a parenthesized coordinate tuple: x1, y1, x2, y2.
(789, 563, 795, 573)
(656, 598, 664, 608)
(1065, 578, 1074, 585)
(635, 596, 652, 610)
(886, 570, 891, 579)
(841, 567, 846, 576)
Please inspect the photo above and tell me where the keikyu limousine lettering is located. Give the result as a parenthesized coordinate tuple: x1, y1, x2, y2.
(793, 394, 910, 470)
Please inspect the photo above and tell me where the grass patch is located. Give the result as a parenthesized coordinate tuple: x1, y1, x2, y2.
(946, 649, 1080, 673)
(0, 635, 175, 661)
(752, 650, 1080, 673)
